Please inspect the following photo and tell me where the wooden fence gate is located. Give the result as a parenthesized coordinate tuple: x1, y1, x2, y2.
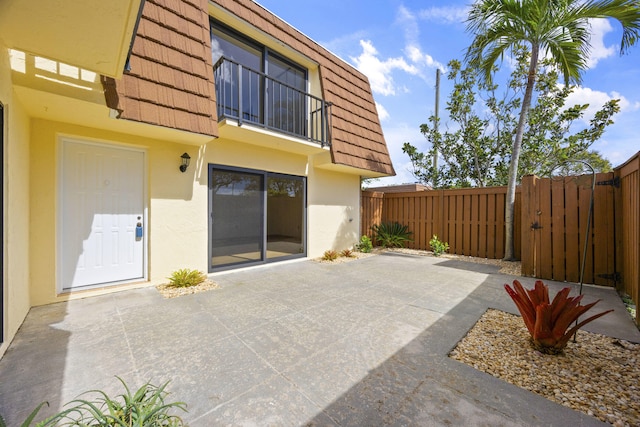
(520, 172, 617, 287)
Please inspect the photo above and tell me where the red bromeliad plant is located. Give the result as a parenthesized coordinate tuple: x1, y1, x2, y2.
(504, 280, 613, 355)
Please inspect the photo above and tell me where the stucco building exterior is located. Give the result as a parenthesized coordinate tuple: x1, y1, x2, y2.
(0, 0, 394, 357)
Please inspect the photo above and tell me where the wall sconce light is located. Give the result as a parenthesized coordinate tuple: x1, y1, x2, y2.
(179, 152, 191, 173)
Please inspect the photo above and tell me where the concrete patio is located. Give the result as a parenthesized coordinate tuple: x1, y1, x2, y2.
(1, 252, 638, 426)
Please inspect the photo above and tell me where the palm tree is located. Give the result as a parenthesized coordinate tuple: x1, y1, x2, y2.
(465, 0, 640, 260)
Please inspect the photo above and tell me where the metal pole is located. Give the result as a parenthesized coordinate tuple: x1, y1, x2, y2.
(433, 69, 440, 185)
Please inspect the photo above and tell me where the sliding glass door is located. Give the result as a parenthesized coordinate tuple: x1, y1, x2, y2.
(266, 175, 304, 259)
(209, 166, 306, 270)
(210, 169, 264, 268)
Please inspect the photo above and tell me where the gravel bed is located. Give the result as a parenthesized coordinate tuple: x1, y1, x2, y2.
(450, 309, 640, 426)
(156, 280, 219, 298)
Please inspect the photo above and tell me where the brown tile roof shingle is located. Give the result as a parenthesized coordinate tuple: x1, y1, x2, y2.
(102, 0, 218, 137)
(103, 0, 394, 175)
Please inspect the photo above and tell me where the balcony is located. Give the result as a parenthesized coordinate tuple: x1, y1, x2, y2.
(213, 57, 331, 147)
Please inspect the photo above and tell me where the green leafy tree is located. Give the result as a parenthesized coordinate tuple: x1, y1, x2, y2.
(465, 0, 640, 260)
(404, 51, 617, 189)
(404, 59, 516, 188)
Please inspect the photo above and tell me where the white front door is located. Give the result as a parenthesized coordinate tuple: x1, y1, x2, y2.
(60, 139, 145, 290)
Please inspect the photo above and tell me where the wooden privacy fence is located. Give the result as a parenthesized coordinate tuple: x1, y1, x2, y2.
(520, 173, 616, 287)
(362, 153, 640, 325)
(361, 187, 521, 260)
(615, 152, 640, 323)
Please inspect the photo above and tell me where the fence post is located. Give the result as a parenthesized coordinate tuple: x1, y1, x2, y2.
(521, 175, 538, 276)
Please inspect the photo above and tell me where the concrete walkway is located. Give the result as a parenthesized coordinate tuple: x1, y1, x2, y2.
(1, 252, 638, 426)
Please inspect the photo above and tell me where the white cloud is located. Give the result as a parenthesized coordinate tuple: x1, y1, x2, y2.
(351, 40, 419, 96)
(565, 86, 640, 123)
(396, 6, 420, 41)
(376, 102, 390, 121)
(319, 30, 369, 57)
(405, 44, 446, 72)
(417, 6, 469, 25)
(586, 18, 617, 68)
(395, 6, 447, 72)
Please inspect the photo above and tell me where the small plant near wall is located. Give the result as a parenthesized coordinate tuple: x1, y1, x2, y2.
(357, 235, 373, 253)
(429, 235, 449, 256)
(167, 268, 207, 288)
(9, 377, 187, 426)
(322, 250, 339, 261)
(340, 248, 354, 258)
(504, 280, 613, 355)
(371, 222, 413, 248)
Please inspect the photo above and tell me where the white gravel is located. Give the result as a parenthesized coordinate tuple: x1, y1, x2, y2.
(450, 309, 640, 426)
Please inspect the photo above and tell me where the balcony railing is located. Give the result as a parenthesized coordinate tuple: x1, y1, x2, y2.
(213, 57, 331, 147)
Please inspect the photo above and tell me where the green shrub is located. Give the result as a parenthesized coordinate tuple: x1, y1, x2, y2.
(167, 268, 207, 288)
(17, 377, 186, 426)
(429, 235, 449, 256)
(371, 222, 413, 248)
(340, 248, 354, 258)
(357, 235, 373, 253)
(322, 250, 339, 261)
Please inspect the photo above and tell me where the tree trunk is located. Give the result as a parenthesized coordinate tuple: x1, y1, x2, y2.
(504, 45, 539, 260)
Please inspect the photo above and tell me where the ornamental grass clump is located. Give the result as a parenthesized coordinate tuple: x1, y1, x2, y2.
(504, 280, 613, 355)
(167, 268, 207, 288)
(322, 250, 339, 261)
(17, 377, 186, 426)
(340, 248, 354, 258)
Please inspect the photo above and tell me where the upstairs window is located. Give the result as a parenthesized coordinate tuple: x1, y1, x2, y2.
(210, 20, 313, 139)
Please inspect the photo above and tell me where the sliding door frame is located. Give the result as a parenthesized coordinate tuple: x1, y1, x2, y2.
(208, 164, 307, 272)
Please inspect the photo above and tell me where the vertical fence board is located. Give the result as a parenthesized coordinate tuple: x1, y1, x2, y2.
(514, 189, 522, 260)
(424, 195, 431, 246)
(496, 190, 506, 259)
(616, 153, 640, 324)
(538, 178, 553, 279)
(593, 172, 615, 286)
(360, 191, 383, 239)
(479, 193, 488, 258)
(408, 196, 416, 249)
(462, 194, 470, 255)
(551, 178, 566, 281)
(470, 194, 479, 256)
(578, 177, 595, 285)
(564, 177, 580, 283)
(521, 176, 536, 276)
(487, 193, 497, 259)
(452, 194, 461, 254)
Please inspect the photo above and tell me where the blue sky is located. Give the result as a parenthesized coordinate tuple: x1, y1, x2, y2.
(257, 0, 640, 185)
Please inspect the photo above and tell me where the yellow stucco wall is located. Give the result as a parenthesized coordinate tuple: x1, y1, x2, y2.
(27, 119, 362, 307)
(0, 42, 32, 357)
(308, 168, 361, 255)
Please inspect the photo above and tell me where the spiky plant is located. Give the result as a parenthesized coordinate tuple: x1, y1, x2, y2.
(371, 222, 413, 248)
(504, 280, 613, 354)
(322, 250, 339, 261)
(167, 269, 207, 288)
(21, 377, 186, 426)
(340, 248, 354, 258)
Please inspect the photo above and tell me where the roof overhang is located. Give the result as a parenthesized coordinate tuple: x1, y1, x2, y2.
(0, 0, 143, 78)
(312, 152, 393, 178)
